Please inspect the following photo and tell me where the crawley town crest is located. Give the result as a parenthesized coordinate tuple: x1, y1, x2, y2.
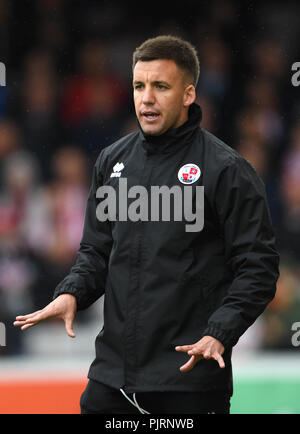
(178, 163, 201, 184)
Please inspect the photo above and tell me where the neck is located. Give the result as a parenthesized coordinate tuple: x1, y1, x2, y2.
(173, 108, 189, 130)
(139, 102, 203, 155)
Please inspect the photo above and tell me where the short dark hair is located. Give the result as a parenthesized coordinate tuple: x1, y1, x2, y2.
(132, 35, 200, 87)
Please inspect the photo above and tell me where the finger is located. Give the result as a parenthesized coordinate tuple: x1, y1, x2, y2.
(64, 316, 76, 338)
(20, 322, 37, 331)
(212, 353, 225, 369)
(13, 320, 28, 326)
(179, 355, 197, 372)
(203, 349, 211, 359)
(15, 310, 43, 321)
(187, 346, 203, 356)
(188, 345, 213, 358)
(19, 311, 47, 328)
(13, 315, 40, 327)
(175, 345, 194, 352)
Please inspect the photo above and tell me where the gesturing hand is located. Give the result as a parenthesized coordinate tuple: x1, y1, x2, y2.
(13, 294, 77, 338)
(175, 336, 225, 372)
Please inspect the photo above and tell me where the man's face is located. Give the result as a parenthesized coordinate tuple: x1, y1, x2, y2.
(133, 59, 195, 136)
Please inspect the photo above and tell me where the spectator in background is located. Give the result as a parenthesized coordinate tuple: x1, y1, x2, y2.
(196, 93, 218, 134)
(235, 135, 280, 225)
(196, 33, 231, 103)
(0, 150, 40, 355)
(0, 118, 21, 164)
(45, 146, 88, 261)
(276, 130, 300, 262)
(243, 78, 284, 150)
(23, 146, 89, 310)
(195, 32, 232, 137)
(233, 75, 284, 224)
(1, 150, 40, 232)
(251, 39, 287, 83)
(35, 0, 67, 56)
(247, 38, 290, 163)
(61, 40, 129, 161)
(9, 50, 63, 181)
(236, 137, 270, 179)
(261, 261, 300, 350)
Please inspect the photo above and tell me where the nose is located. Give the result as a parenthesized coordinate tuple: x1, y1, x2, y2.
(142, 85, 155, 105)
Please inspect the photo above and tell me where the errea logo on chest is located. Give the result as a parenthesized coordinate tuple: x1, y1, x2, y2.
(110, 162, 125, 178)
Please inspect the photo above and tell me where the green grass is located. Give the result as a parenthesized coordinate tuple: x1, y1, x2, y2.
(230, 379, 300, 414)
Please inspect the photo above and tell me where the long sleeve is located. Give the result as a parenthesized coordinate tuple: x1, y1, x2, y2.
(202, 157, 280, 347)
(53, 151, 113, 310)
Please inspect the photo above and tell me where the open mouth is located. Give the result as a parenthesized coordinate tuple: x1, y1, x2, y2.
(142, 111, 160, 122)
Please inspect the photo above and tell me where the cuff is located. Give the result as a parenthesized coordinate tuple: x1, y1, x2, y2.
(201, 323, 241, 348)
(53, 282, 85, 311)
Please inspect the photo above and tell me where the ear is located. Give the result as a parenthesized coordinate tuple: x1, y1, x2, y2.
(183, 84, 196, 107)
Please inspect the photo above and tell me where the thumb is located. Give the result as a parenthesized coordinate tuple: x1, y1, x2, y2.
(64, 316, 76, 338)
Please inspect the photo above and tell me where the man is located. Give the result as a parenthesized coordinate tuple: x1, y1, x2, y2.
(14, 35, 279, 414)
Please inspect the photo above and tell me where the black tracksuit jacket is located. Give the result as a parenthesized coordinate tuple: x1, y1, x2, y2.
(53, 103, 279, 395)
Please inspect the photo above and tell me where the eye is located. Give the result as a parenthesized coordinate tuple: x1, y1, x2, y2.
(157, 84, 167, 90)
(134, 83, 144, 90)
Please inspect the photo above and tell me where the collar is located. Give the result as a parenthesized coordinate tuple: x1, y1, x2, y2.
(138, 103, 202, 155)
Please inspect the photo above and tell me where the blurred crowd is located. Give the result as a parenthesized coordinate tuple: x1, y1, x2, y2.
(0, 0, 300, 355)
